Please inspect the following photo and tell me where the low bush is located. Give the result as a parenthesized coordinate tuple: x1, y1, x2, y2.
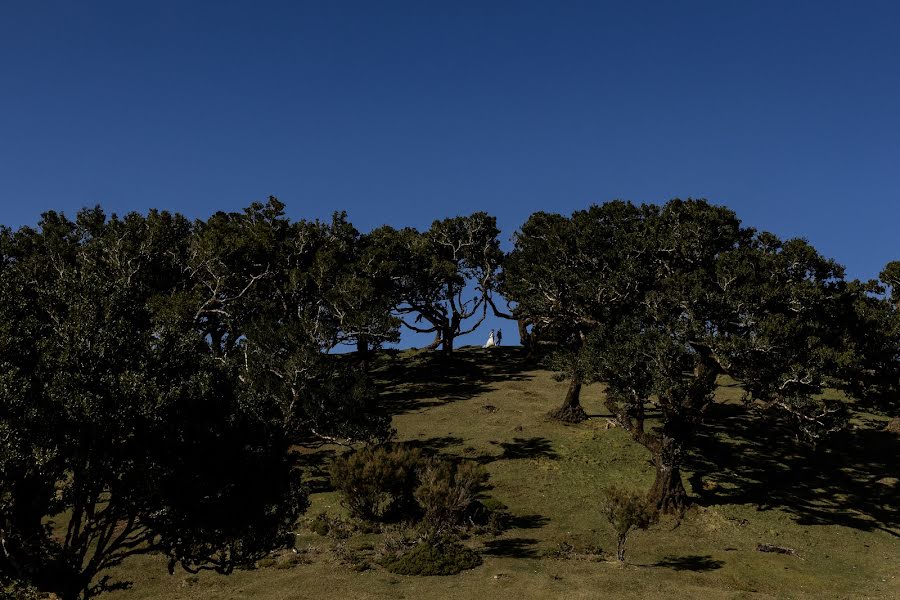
(379, 541, 482, 576)
(1, 577, 41, 600)
(308, 511, 353, 539)
(329, 445, 423, 522)
(415, 459, 488, 538)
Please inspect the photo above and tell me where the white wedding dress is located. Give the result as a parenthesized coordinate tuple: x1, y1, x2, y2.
(483, 332, 496, 348)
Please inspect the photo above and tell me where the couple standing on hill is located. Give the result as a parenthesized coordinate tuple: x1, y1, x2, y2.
(483, 328, 502, 348)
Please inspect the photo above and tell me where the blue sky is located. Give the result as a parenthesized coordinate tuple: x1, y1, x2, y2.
(1, 1, 898, 347)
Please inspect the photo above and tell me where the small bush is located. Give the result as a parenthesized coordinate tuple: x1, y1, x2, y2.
(307, 511, 353, 539)
(415, 459, 488, 538)
(1, 577, 41, 600)
(379, 541, 482, 576)
(331, 542, 371, 571)
(329, 445, 423, 522)
(600, 487, 659, 562)
(255, 557, 277, 569)
(465, 499, 510, 536)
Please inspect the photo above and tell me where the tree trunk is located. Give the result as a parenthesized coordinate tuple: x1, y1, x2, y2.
(649, 445, 688, 514)
(616, 533, 628, 562)
(356, 337, 370, 368)
(440, 320, 456, 355)
(517, 319, 531, 350)
(425, 331, 442, 351)
(549, 374, 587, 423)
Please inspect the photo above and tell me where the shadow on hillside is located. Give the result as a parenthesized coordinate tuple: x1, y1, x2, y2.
(291, 447, 338, 494)
(653, 555, 724, 571)
(481, 537, 541, 559)
(492, 437, 559, 461)
(687, 403, 899, 537)
(375, 347, 534, 415)
(406, 435, 465, 451)
(508, 514, 550, 529)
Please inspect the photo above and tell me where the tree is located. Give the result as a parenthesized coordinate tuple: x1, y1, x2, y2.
(0, 199, 392, 598)
(386, 213, 503, 354)
(842, 264, 900, 416)
(0, 208, 307, 599)
(880, 261, 900, 309)
(187, 199, 391, 445)
(314, 216, 402, 366)
(599, 487, 658, 562)
(502, 202, 648, 421)
(584, 199, 855, 512)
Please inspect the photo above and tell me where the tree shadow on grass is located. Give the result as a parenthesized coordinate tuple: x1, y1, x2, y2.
(494, 437, 559, 460)
(507, 514, 550, 529)
(375, 347, 534, 416)
(291, 447, 337, 493)
(687, 403, 900, 537)
(654, 555, 725, 571)
(405, 435, 465, 452)
(481, 537, 541, 559)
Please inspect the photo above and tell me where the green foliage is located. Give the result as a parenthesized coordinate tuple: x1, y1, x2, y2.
(307, 512, 352, 539)
(329, 445, 424, 522)
(502, 202, 650, 418)
(599, 487, 659, 562)
(505, 198, 874, 512)
(414, 459, 488, 539)
(379, 541, 482, 576)
(0, 200, 395, 598)
(383, 212, 503, 353)
(0, 576, 41, 600)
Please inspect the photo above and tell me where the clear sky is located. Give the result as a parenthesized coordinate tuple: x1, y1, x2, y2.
(1, 1, 898, 347)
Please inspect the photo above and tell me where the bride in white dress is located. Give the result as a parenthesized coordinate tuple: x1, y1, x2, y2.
(483, 329, 496, 348)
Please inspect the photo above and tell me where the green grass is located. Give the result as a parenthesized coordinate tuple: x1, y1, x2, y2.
(107, 347, 899, 599)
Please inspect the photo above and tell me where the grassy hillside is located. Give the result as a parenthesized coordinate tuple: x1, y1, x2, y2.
(108, 347, 899, 600)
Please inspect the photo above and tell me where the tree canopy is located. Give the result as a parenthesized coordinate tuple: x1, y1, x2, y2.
(385, 212, 503, 354)
(1, 196, 895, 597)
(0, 200, 389, 598)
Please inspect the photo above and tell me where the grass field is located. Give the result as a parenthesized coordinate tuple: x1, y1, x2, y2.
(107, 347, 899, 600)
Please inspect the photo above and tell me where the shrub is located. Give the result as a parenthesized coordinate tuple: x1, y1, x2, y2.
(379, 541, 482, 576)
(0, 577, 41, 600)
(465, 498, 510, 536)
(600, 487, 659, 562)
(307, 511, 352, 539)
(331, 542, 371, 571)
(414, 459, 488, 539)
(329, 445, 423, 522)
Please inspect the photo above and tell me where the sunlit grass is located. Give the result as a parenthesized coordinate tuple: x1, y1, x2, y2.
(107, 347, 899, 599)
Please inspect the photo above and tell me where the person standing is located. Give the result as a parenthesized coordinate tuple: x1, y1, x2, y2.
(483, 329, 496, 348)
(496, 328, 503, 346)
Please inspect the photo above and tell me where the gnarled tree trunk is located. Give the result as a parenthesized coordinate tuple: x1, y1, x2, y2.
(648, 439, 687, 514)
(440, 328, 455, 354)
(356, 337, 370, 370)
(616, 533, 628, 562)
(549, 373, 587, 423)
(424, 331, 442, 351)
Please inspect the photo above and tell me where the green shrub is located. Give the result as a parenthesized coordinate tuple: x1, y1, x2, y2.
(379, 541, 482, 576)
(307, 511, 352, 539)
(331, 541, 371, 571)
(465, 498, 510, 536)
(600, 487, 659, 562)
(329, 445, 423, 522)
(415, 458, 488, 538)
(0, 577, 41, 600)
